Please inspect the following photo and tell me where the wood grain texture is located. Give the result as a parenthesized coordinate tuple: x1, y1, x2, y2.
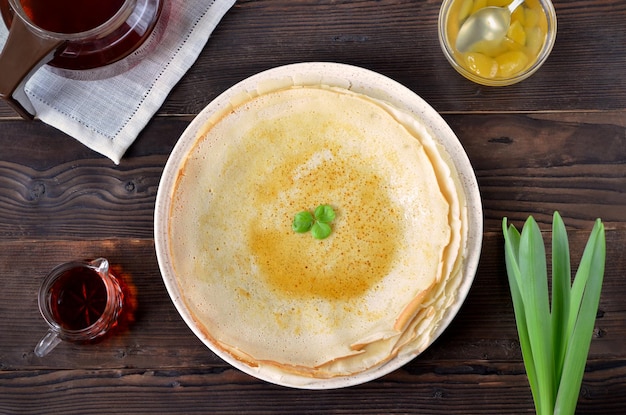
(170, 0, 626, 114)
(0, 365, 541, 414)
(0, 232, 623, 368)
(1, 0, 625, 413)
(2, 0, 626, 118)
(1, 361, 625, 414)
(0, 112, 624, 240)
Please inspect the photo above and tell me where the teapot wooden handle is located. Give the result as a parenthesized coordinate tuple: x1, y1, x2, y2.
(0, 16, 64, 119)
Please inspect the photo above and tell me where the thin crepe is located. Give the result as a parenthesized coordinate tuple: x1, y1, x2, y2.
(167, 85, 466, 383)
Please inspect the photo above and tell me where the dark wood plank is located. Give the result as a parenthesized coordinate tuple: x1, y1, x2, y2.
(2, 0, 626, 119)
(1, 111, 624, 240)
(0, 365, 538, 415)
(1, 229, 624, 369)
(0, 117, 187, 240)
(161, 0, 626, 114)
(445, 111, 626, 230)
(1, 360, 625, 414)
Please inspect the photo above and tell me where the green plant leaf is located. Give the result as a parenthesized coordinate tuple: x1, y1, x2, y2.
(567, 219, 602, 343)
(503, 213, 606, 415)
(554, 219, 605, 415)
(551, 211, 572, 387)
(292, 211, 314, 233)
(314, 204, 336, 223)
(517, 216, 555, 415)
(311, 221, 332, 240)
(503, 218, 542, 412)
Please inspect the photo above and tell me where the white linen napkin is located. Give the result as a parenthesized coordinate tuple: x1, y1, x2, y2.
(0, 0, 235, 163)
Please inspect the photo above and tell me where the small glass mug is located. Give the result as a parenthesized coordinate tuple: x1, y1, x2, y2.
(0, 0, 162, 119)
(34, 258, 124, 358)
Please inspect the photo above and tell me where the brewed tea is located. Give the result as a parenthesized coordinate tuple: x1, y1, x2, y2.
(19, 0, 126, 34)
(49, 265, 108, 331)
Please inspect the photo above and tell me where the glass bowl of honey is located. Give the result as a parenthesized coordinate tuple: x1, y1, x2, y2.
(438, 0, 557, 86)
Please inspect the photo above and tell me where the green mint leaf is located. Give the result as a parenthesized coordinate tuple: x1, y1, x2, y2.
(314, 204, 335, 223)
(311, 221, 332, 240)
(292, 211, 314, 233)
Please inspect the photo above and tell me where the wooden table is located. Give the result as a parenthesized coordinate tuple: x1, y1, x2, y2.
(1, 1, 625, 413)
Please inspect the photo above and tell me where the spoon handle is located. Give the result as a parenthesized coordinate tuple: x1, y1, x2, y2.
(507, 0, 526, 14)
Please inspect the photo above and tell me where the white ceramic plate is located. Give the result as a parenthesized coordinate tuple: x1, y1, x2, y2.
(154, 62, 483, 389)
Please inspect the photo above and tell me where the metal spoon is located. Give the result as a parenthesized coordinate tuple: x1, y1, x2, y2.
(455, 0, 525, 52)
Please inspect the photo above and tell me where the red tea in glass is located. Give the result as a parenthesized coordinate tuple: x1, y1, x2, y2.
(0, 0, 163, 70)
(19, 0, 127, 34)
(35, 258, 124, 357)
(48, 264, 110, 331)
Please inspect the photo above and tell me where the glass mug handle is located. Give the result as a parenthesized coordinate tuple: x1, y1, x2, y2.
(34, 330, 63, 358)
(0, 16, 64, 119)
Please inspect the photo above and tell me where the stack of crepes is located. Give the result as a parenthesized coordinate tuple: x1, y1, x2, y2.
(166, 84, 468, 387)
